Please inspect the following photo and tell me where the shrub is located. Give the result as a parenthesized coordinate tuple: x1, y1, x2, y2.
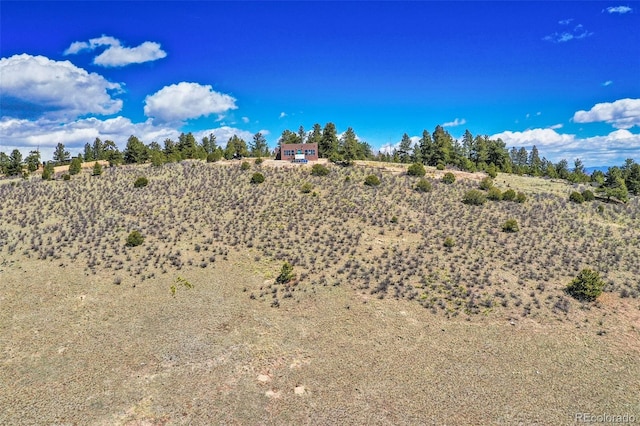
(390, 215, 398, 224)
(569, 191, 584, 204)
(255, 157, 264, 165)
(462, 189, 487, 205)
(414, 178, 432, 193)
(69, 157, 82, 175)
(42, 163, 54, 181)
(364, 174, 381, 186)
(436, 163, 445, 170)
(250, 172, 265, 184)
(92, 162, 103, 176)
(311, 164, 330, 176)
(479, 177, 493, 190)
(126, 230, 144, 247)
(407, 162, 426, 177)
(443, 237, 455, 248)
(207, 151, 222, 162)
(442, 172, 456, 184)
(515, 192, 527, 203)
(300, 182, 313, 193)
(62, 174, 71, 181)
(566, 268, 605, 302)
(275, 261, 295, 284)
(582, 189, 595, 201)
(240, 161, 251, 170)
(486, 164, 498, 178)
(502, 189, 516, 201)
(134, 176, 149, 188)
(487, 187, 503, 201)
(502, 218, 519, 233)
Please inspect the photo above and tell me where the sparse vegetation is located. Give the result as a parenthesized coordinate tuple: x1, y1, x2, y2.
(364, 174, 381, 186)
(462, 189, 487, 205)
(311, 163, 330, 176)
(275, 261, 295, 284)
(570, 191, 585, 204)
(134, 176, 149, 188)
(415, 178, 432, 192)
(240, 161, 251, 171)
(126, 230, 144, 247)
(442, 172, 456, 184)
(487, 187, 503, 201)
(300, 182, 313, 193)
(502, 218, 519, 233)
(250, 172, 265, 184)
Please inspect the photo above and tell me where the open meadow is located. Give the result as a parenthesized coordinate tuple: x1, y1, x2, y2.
(1, 160, 639, 425)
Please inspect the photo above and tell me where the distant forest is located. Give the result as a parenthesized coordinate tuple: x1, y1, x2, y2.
(1, 122, 638, 201)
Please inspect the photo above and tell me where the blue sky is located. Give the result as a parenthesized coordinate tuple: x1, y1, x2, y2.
(1, 1, 639, 166)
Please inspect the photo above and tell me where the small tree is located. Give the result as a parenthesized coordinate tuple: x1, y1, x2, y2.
(250, 172, 265, 184)
(92, 162, 103, 176)
(134, 176, 149, 188)
(462, 189, 487, 205)
(407, 162, 426, 177)
(364, 174, 381, 186)
(442, 172, 456, 184)
(582, 189, 595, 201)
(42, 162, 54, 180)
(126, 230, 144, 247)
(276, 261, 295, 284)
(566, 268, 605, 302)
(311, 164, 330, 176)
(415, 178, 432, 193)
(502, 218, 519, 233)
(69, 157, 82, 175)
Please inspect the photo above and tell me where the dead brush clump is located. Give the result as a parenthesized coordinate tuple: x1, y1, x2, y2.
(0, 161, 638, 320)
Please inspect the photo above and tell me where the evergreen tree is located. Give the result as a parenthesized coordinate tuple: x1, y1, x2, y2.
(225, 135, 248, 159)
(0, 152, 9, 175)
(103, 140, 123, 166)
(92, 138, 104, 161)
(471, 135, 489, 167)
(124, 135, 148, 164)
(7, 149, 23, 176)
(83, 143, 94, 162)
(339, 127, 359, 165)
(308, 123, 323, 146)
(201, 133, 217, 155)
(462, 129, 474, 161)
(25, 150, 41, 173)
(397, 133, 413, 163)
(418, 130, 434, 165)
(53, 143, 70, 165)
(599, 166, 629, 202)
(297, 125, 307, 144)
(623, 161, 640, 196)
(68, 157, 82, 175)
(319, 123, 338, 158)
(92, 161, 103, 176)
(555, 159, 570, 180)
(42, 162, 54, 180)
(250, 132, 269, 157)
(163, 138, 180, 162)
(528, 145, 542, 176)
(432, 125, 453, 166)
(177, 132, 198, 159)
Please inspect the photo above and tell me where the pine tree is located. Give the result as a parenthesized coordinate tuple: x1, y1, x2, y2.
(53, 143, 70, 165)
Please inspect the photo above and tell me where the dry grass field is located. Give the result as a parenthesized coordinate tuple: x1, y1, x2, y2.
(1, 160, 639, 425)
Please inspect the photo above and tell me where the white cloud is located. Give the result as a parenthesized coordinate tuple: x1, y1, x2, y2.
(0, 54, 122, 120)
(573, 98, 640, 129)
(64, 35, 167, 67)
(242, 116, 250, 123)
(605, 6, 632, 14)
(549, 123, 563, 129)
(144, 82, 237, 124)
(558, 18, 574, 25)
(602, 80, 613, 86)
(377, 135, 420, 155)
(543, 23, 593, 43)
(279, 112, 287, 119)
(442, 118, 466, 127)
(192, 126, 259, 147)
(491, 127, 640, 164)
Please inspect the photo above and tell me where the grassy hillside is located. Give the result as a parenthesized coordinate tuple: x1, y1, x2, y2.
(1, 161, 638, 424)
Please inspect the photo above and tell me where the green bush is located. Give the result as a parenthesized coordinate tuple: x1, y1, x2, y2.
(442, 172, 456, 184)
(92, 162, 103, 176)
(62, 173, 71, 181)
(275, 261, 295, 284)
(69, 157, 82, 175)
(582, 189, 595, 201)
(479, 177, 493, 190)
(300, 182, 313, 193)
(515, 192, 527, 203)
(250, 172, 265, 184)
(311, 164, 330, 176)
(502, 189, 516, 201)
(414, 178, 432, 193)
(486, 164, 498, 178)
(407, 162, 426, 177)
(436, 163, 445, 170)
(502, 218, 519, 233)
(126, 230, 144, 247)
(487, 187, 503, 201)
(569, 191, 584, 204)
(207, 151, 222, 162)
(364, 174, 381, 186)
(134, 176, 149, 188)
(240, 161, 251, 170)
(462, 189, 487, 205)
(443, 237, 455, 248)
(566, 268, 605, 302)
(42, 163, 54, 181)
(255, 157, 264, 165)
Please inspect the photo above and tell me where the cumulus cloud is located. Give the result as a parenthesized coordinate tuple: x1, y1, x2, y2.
(558, 18, 574, 25)
(378, 135, 420, 155)
(573, 98, 640, 129)
(602, 80, 613, 87)
(0, 54, 122, 120)
(242, 116, 250, 124)
(491, 127, 640, 164)
(64, 35, 167, 67)
(279, 112, 287, 119)
(549, 123, 563, 129)
(442, 118, 466, 127)
(604, 6, 632, 14)
(192, 126, 262, 147)
(144, 82, 237, 124)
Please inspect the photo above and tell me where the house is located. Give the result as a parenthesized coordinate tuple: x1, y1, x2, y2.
(277, 143, 319, 162)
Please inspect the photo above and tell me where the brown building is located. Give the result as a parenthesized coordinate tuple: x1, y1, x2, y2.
(277, 143, 319, 162)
